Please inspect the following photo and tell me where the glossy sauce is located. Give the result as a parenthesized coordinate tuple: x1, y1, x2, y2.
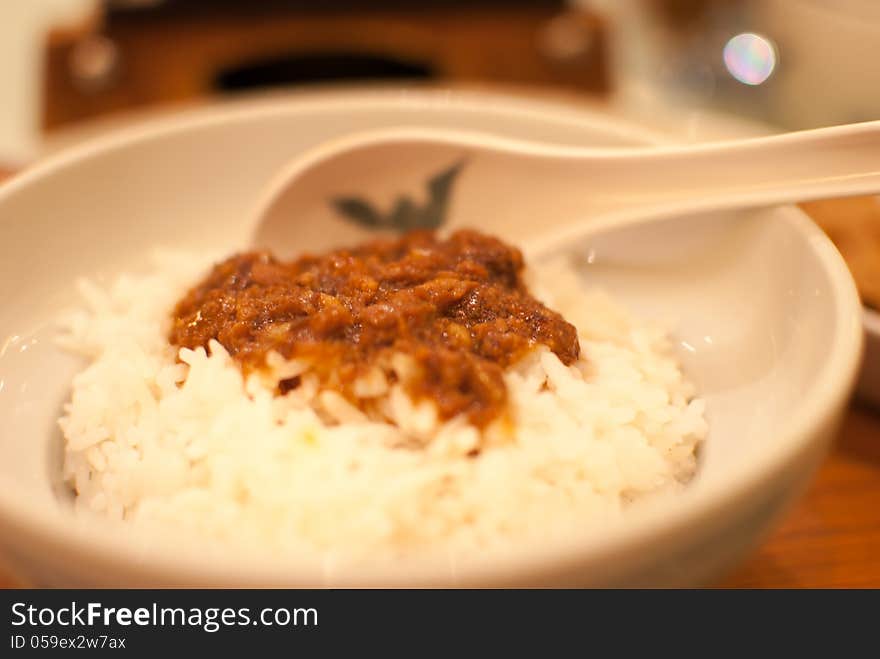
(170, 230, 579, 427)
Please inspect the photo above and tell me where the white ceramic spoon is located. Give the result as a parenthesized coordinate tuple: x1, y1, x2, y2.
(250, 120, 880, 258)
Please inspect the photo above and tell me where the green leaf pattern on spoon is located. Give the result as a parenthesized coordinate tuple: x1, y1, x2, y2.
(331, 160, 465, 231)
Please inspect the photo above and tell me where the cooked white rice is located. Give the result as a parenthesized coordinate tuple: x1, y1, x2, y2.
(57, 250, 707, 562)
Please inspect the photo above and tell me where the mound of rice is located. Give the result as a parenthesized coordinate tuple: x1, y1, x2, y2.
(57, 250, 706, 562)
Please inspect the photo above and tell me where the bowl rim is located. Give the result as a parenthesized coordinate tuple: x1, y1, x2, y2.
(0, 87, 865, 586)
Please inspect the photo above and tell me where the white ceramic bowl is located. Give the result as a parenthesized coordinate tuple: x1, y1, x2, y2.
(0, 89, 863, 587)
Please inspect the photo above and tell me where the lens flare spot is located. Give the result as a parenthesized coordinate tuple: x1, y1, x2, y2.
(723, 33, 776, 85)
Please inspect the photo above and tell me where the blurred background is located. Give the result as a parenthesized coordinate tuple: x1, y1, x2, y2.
(3, 0, 880, 167)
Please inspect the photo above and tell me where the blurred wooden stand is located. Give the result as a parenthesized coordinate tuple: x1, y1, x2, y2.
(42, 1, 608, 132)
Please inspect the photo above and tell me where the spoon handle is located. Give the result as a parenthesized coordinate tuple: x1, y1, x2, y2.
(579, 120, 880, 214)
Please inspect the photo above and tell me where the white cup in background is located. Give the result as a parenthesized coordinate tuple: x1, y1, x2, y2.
(580, 0, 880, 130)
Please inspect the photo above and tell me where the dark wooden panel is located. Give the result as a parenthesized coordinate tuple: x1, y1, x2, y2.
(43, 6, 608, 131)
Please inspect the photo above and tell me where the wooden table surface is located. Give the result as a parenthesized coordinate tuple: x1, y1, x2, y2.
(0, 168, 878, 590)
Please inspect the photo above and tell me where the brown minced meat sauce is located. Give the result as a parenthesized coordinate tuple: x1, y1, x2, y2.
(169, 230, 580, 428)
